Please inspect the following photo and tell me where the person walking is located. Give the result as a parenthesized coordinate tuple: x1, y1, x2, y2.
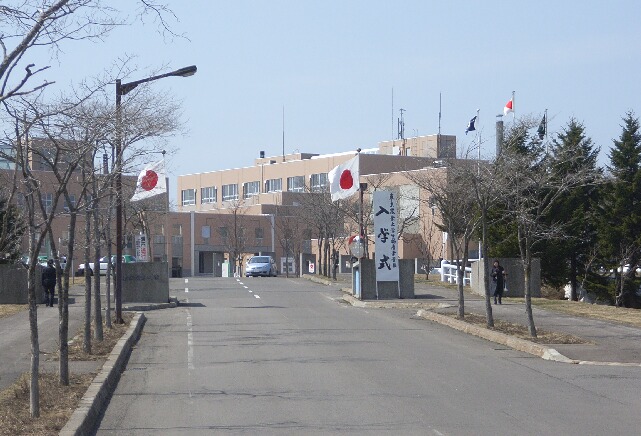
(41, 259, 57, 307)
(491, 260, 506, 305)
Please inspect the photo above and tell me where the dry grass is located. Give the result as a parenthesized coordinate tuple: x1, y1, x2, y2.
(0, 304, 27, 319)
(528, 298, 641, 328)
(0, 373, 94, 436)
(451, 312, 590, 345)
(0, 312, 134, 435)
(66, 312, 134, 361)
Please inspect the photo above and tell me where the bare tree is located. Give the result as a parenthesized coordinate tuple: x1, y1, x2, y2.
(217, 199, 250, 276)
(0, 0, 182, 418)
(407, 162, 481, 319)
(273, 206, 308, 277)
(498, 117, 599, 337)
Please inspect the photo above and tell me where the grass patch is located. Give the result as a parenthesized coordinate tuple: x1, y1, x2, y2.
(0, 312, 134, 434)
(66, 312, 134, 361)
(0, 372, 94, 436)
(0, 304, 27, 319)
(449, 312, 590, 345)
(528, 299, 641, 329)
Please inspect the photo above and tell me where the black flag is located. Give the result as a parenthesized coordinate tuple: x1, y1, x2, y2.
(537, 114, 546, 140)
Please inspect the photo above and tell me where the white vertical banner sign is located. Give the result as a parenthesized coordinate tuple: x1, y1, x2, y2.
(373, 190, 399, 282)
(135, 233, 149, 262)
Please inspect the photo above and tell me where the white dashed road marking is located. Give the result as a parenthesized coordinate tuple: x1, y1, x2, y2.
(254, 295, 261, 299)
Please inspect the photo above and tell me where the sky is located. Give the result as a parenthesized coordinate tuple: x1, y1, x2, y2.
(18, 0, 641, 201)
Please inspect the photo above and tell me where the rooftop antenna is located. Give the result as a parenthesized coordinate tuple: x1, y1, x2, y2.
(282, 105, 285, 162)
(398, 108, 406, 155)
(391, 88, 395, 150)
(438, 92, 442, 136)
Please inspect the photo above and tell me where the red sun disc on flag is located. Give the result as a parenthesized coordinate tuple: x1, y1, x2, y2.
(339, 169, 354, 190)
(140, 170, 158, 191)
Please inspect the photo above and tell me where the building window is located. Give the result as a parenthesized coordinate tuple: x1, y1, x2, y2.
(310, 173, 328, 192)
(219, 226, 228, 238)
(42, 193, 53, 213)
(201, 186, 217, 204)
(287, 176, 305, 192)
(181, 189, 196, 206)
(255, 227, 264, 239)
(243, 181, 260, 199)
(222, 184, 238, 201)
(63, 194, 76, 213)
(265, 178, 282, 193)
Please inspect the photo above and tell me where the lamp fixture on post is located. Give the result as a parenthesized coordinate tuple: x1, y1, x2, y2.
(114, 65, 197, 323)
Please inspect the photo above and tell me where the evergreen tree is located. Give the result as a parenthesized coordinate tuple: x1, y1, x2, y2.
(0, 196, 25, 264)
(544, 119, 600, 300)
(599, 111, 641, 306)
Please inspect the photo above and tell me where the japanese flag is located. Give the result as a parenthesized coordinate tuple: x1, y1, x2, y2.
(328, 155, 360, 202)
(131, 160, 166, 202)
(503, 98, 514, 116)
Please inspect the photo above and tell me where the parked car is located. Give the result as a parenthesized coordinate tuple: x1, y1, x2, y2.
(245, 256, 277, 277)
(76, 254, 136, 276)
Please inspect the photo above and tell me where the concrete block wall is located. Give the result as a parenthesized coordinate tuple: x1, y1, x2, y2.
(122, 262, 169, 303)
(0, 264, 44, 304)
(471, 258, 541, 298)
(358, 259, 415, 300)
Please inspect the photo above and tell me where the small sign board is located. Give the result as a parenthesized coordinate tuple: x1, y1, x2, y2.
(373, 190, 399, 282)
(135, 234, 148, 262)
(309, 261, 315, 274)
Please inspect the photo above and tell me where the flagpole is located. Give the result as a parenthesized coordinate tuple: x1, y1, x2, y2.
(476, 109, 481, 161)
(476, 108, 481, 260)
(512, 90, 515, 120)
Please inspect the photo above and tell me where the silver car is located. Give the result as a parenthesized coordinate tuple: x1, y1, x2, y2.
(245, 256, 277, 277)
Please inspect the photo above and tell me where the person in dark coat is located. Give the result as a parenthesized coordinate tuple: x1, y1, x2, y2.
(491, 260, 506, 305)
(42, 259, 57, 307)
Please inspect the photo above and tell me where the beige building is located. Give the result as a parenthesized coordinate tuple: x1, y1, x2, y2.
(3, 134, 467, 278)
(174, 134, 464, 276)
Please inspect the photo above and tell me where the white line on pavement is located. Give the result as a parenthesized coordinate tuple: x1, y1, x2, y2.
(254, 295, 261, 299)
(186, 306, 195, 398)
(186, 309, 194, 371)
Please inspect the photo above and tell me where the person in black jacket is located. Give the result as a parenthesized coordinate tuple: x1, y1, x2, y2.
(491, 260, 507, 305)
(42, 259, 57, 307)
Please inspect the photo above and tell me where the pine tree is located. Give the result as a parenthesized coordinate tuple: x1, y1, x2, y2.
(0, 197, 25, 264)
(600, 111, 641, 306)
(544, 119, 600, 300)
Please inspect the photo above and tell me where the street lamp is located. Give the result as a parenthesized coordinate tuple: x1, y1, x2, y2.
(114, 65, 197, 323)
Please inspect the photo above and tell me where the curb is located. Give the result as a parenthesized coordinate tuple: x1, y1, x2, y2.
(60, 312, 146, 436)
(122, 301, 177, 311)
(341, 294, 574, 364)
(301, 274, 341, 286)
(415, 309, 575, 364)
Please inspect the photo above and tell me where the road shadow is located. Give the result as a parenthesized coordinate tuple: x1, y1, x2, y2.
(179, 302, 206, 308)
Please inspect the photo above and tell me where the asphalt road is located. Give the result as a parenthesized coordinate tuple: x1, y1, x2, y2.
(96, 277, 641, 435)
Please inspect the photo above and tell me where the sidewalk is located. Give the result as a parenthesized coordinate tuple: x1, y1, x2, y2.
(311, 274, 641, 366)
(413, 282, 641, 365)
(0, 287, 102, 391)
(0, 283, 173, 392)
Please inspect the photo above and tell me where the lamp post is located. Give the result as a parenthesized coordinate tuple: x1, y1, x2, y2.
(114, 65, 197, 323)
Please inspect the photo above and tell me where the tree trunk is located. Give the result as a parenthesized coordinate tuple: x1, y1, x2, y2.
(92, 192, 103, 342)
(481, 212, 494, 328)
(83, 197, 92, 354)
(28, 265, 40, 417)
(524, 245, 537, 337)
(105, 189, 113, 329)
(59, 212, 78, 386)
(457, 244, 469, 319)
(570, 252, 578, 301)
